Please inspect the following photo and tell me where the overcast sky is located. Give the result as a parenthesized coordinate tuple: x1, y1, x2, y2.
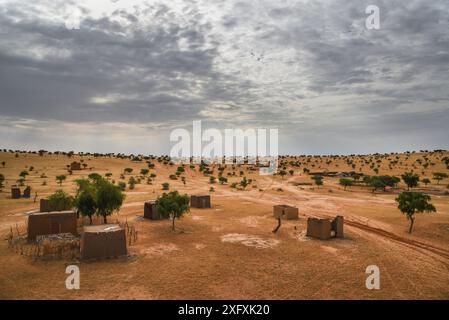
(0, 0, 448, 155)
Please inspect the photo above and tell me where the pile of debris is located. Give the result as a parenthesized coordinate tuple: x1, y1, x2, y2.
(36, 233, 80, 259)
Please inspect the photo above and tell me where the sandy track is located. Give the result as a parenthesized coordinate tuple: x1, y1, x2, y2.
(217, 180, 449, 263)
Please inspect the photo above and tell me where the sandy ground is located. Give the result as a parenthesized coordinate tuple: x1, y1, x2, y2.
(0, 151, 449, 299)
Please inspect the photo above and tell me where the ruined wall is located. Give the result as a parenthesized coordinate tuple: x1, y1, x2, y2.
(144, 201, 163, 220)
(306, 218, 332, 240)
(191, 195, 211, 208)
(332, 216, 344, 238)
(273, 205, 299, 220)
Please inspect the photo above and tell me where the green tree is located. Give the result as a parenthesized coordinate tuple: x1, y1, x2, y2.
(162, 182, 170, 190)
(19, 170, 29, 179)
(74, 177, 125, 224)
(88, 173, 102, 181)
(339, 178, 353, 190)
(278, 170, 287, 179)
(117, 181, 126, 191)
(128, 177, 136, 190)
(56, 175, 66, 186)
(140, 168, 149, 176)
(176, 166, 185, 173)
(240, 177, 249, 189)
(155, 191, 190, 231)
(288, 170, 294, 176)
(209, 176, 216, 184)
(311, 176, 323, 188)
(75, 189, 97, 224)
(422, 178, 431, 186)
(47, 189, 74, 211)
(95, 179, 125, 224)
(0, 173, 5, 191)
(124, 168, 133, 174)
(432, 172, 448, 185)
(218, 176, 228, 185)
(395, 192, 436, 233)
(401, 172, 420, 190)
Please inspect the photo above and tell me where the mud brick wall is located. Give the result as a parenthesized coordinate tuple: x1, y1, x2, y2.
(27, 211, 77, 241)
(273, 205, 299, 220)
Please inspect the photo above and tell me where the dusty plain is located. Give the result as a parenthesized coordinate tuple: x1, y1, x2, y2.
(0, 150, 448, 299)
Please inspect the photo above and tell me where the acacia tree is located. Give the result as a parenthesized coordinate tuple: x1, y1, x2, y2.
(96, 179, 125, 223)
(311, 176, 323, 188)
(432, 172, 448, 185)
(56, 175, 66, 186)
(395, 192, 436, 234)
(339, 178, 353, 191)
(278, 170, 287, 179)
(401, 172, 419, 190)
(19, 170, 29, 180)
(155, 191, 190, 231)
(75, 189, 97, 224)
(74, 177, 125, 224)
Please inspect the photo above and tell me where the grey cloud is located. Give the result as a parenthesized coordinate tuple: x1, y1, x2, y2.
(0, 0, 448, 154)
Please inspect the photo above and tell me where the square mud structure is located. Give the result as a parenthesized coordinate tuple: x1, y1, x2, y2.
(144, 201, 163, 220)
(23, 186, 31, 198)
(306, 216, 344, 240)
(27, 211, 78, 241)
(273, 205, 299, 220)
(40, 199, 51, 212)
(81, 224, 127, 260)
(70, 161, 81, 170)
(190, 195, 211, 208)
(11, 187, 21, 199)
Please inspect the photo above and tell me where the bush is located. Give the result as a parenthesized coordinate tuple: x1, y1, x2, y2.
(118, 181, 126, 191)
(162, 182, 170, 190)
(47, 190, 74, 211)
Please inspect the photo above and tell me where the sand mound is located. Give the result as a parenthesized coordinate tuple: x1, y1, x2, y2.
(221, 233, 280, 249)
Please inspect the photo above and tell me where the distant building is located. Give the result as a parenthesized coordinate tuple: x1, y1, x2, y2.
(23, 186, 31, 198)
(273, 205, 299, 220)
(190, 195, 211, 208)
(11, 186, 21, 199)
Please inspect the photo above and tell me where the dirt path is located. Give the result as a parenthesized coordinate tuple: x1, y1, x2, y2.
(217, 180, 449, 263)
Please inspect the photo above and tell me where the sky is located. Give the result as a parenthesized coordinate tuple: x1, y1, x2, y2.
(0, 0, 448, 155)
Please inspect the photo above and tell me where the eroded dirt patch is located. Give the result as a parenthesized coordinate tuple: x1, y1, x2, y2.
(220, 233, 280, 249)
